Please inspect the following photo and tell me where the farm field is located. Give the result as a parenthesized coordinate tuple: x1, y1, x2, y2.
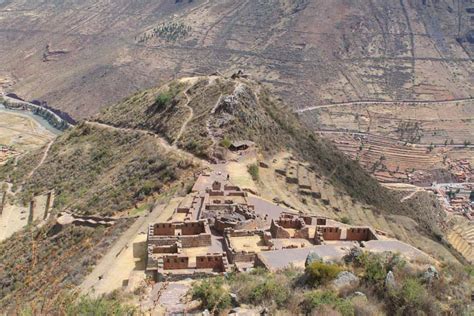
(0, 110, 55, 163)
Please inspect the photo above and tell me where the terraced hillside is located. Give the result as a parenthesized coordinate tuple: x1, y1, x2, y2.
(300, 98, 474, 184)
(447, 218, 474, 263)
(0, 0, 472, 118)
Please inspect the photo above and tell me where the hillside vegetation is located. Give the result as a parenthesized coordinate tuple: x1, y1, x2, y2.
(0, 75, 466, 313)
(0, 123, 200, 216)
(97, 76, 434, 227)
(0, 219, 132, 313)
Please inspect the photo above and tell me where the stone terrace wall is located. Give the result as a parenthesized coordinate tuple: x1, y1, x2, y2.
(346, 227, 378, 241)
(319, 227, 342, 240)
(196, 254, 228, 271)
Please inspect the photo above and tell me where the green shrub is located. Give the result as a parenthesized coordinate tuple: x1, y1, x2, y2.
(219, 137, 232, 148)
(305, 262, 342, 286)
(357, 253, 386, 284)
(302, 290, 354, 316)
(154, 92, 172, 110)
(249, 276, 291, 307)
(191, 277, 231, 312)
(247, 164, 259, 181)
(399, 278, 427, 309)
(340, 216, 351, 224)
(64, 295, 137, 316)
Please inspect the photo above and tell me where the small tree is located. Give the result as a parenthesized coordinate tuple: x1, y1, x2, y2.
(305, 262, 342, 286)
(154, 92, 172, 110)
(191, 278, 231, 312)
(247, 164, 259, 181)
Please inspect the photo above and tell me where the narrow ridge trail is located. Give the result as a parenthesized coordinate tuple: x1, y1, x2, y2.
(85, 121, 209, 167)
(173, 90, 194, 147)
(27, 140, 54, 179)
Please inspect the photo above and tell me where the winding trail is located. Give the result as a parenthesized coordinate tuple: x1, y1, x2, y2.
(27, 140, 54, 179)
(85, 121, 208, 166)
(173, 90, 194, 146)
(294, 97, 473, 113)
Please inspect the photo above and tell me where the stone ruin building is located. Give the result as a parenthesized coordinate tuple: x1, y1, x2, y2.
(146, 173, 430, 280)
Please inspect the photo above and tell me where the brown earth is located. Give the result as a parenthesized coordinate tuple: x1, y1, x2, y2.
(0, 0, 472, 119)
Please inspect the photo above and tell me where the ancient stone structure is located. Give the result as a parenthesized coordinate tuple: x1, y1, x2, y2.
(144, 172, 396, 280)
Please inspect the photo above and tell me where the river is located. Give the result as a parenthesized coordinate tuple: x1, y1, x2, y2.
(0, 103, 63, 135)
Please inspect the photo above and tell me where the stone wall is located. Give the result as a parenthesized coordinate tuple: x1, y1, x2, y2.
(346, 227, 378, 241)
(148, 236, 179, 246)
(163, 255, 189, 270)
(224, 185, 241, 191)
(153, 223, 175, 235)
(181, 234, 212, 248)
(227, 191, 246, 197)
(0, 191, 5, 215)
(181, 221, 207, 235)
(270, 220, 291, 238)
(152, 220, 209, 236)
(196, 254, 227, 271)
(316, 218, 327, 225)
(319, 227, 342, 240)
(153, 243, 179, 254)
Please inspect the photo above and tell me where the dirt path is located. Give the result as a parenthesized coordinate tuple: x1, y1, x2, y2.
(27, 140, 54, 179)
(85, 121, 208, 166)
(173, 90, 194, 146)
(295, 97, 473, 113)
(400, 188, 422, 202)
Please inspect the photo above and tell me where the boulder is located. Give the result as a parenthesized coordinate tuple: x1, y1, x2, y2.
(230, 293, 240, 306)
(305, 251, 322, 267)
(344, 247, 363, 263)
(352, 291, 367, 299)
(332, 271, 360, 290)
(422, 265, 439, 283)
(384, 271, 396, 289)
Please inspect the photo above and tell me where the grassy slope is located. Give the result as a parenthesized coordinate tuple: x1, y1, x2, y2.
(96, 76, 445, 233)
(0, 219, 132, 313)
(0, 115, 202, 311)
(0, 123, 199, 216)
